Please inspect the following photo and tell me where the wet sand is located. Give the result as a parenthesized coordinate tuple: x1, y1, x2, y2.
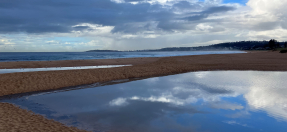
(0, 57, 159, 69)
(0, 103, 87, 132)
(1, 51, 287, 131)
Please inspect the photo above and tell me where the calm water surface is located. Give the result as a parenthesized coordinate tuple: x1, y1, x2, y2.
(0, 65, 131, 74)
(0, 51, 245, 62)
(2, 71, 287, 132)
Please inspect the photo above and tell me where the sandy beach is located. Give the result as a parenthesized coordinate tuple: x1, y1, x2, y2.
(1, 51, 287, 131)
(1, 51, 287, 97)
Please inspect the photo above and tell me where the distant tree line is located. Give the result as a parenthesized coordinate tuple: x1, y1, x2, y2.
(268, 39, 279, 49)
(141, 39, 287, 51)
(86, 39, 287, 52)
(158, 39, 287, 51)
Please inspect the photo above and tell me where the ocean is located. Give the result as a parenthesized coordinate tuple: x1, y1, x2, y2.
(0, 51, 245, 62)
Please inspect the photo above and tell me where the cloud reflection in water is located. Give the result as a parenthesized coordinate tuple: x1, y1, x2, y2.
(3, 71, 287, 132)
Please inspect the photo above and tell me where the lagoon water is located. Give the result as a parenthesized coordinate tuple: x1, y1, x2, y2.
(2, 71, 287, 132)
(0, 51, 245, 62)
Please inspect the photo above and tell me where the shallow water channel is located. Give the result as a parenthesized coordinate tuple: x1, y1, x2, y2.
(0, 65, 131, 74)
(2, 71, 287, 132)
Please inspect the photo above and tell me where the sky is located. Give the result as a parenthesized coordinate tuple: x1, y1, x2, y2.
(0, 0, 287, 52)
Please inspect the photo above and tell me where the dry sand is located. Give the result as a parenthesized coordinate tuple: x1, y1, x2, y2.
(1, 51, 287, 132)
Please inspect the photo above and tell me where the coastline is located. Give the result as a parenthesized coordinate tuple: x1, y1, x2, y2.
(1, 51, 287, 132)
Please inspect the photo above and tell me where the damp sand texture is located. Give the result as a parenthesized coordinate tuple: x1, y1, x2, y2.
(0, 103, 88, 132)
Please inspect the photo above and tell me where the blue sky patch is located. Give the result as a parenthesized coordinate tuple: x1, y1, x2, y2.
(223, 0, 247, 5)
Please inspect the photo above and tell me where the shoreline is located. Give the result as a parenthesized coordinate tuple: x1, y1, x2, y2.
(1, 51, 287, 132)
(0, 51, 246, 69)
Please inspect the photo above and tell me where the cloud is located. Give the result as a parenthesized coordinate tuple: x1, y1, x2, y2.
(226, 111, 250, 118)
(203, 6, 236, 14)
(72, 26, 91, 31)
(0, 0, 174, 33)
(209, 101, 244, 110)
(0, 0, 287, 51)
(252, 22, 280, 31)
(223, 120, 251, 127)
(109, 97, 128, 106)
(0, 0, 237, 34)
(172, 1, 203, 11)
(182, 6, 236, 21)
(244, 0, 287, 31)
(20, 71, 287, 131)
(75, 100, 201, 131)
(156, 21, 196, 32)
(125, 0, 151, 2)
(190, 71, 287, 121)
(244, 84, 287, 121)
(247, 0, 287, 16)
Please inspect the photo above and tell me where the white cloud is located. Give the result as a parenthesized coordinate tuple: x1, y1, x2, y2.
(247, 0, 287, 16)
(196, 23, 213, 31)
(103, 71, 287, 123)
(109, 98, 129, 106)
(223, 120, 250, 127)
(111, 0, 125, 3)
(190, 71, 287, 121)
(245, 85, 287, 120)
(130, 95, 191, 105)
(0, 38, 15, 45)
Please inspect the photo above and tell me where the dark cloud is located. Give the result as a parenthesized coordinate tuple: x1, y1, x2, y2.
(281, 21, 287, 29)
(172, 1, 195, 10)
(111, 23, 151, 33)
(157, 5, 235, 31)
(182, 6, 236, 21)
(0, 0, 173, 33)
(72, 26, 91, 31)
(0, 0, 236, 34)
(157, 21, 196, 32)
(172, 0, 204, 12)
(202, 6, 236, 14)
(184, 14, 209, 21)
(184, 82, 233, 94)
(252, 22, 280, 31)
(210, 26, 225, 32)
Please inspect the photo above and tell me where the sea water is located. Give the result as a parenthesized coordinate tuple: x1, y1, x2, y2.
(0, 51, 245, 62)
